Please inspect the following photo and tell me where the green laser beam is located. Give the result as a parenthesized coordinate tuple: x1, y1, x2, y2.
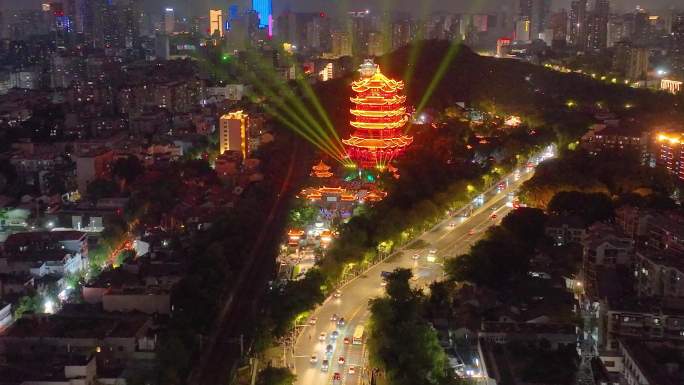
(414, 40, 461, 119)
(241, 49, 347, 156)
(193, 50, 347, 163)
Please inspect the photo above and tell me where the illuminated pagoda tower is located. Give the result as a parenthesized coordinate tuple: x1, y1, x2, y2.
(343, 59, 413, 169)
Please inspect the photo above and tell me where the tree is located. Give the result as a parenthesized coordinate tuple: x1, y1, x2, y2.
(500, 207, 548, 246)
(112, 156, 144, 189)
(367, 269, 451, 385)
(86, 178, 118, 201)
(548, 191, 614, 225)
(256, 367, 295, 385)
(446, 228, 530, 290)
(14, 294, 40, 319)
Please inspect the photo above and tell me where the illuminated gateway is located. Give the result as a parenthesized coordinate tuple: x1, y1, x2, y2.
(343, 59, 413, 169)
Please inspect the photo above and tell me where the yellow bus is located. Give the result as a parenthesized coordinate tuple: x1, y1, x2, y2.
(352, 325, 365, 345)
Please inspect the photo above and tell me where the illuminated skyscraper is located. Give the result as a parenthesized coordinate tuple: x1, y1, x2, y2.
(163, 7, 175, 34)
(252, 0, 272, 35)
(569, 0, 587, 49)
(209, 9, 224, 37)
(220, 111, 249, 159)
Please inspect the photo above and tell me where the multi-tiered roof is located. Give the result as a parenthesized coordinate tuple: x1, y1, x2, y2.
(342, 59, 413, 169)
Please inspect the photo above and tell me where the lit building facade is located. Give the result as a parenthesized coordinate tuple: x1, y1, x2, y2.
(163, 7, 175, 34)
(209, 9, 224, 37)
(655, 132, 684, 180)
(661, 79, 683, 94)
(252, 0, 272, 35)
(342, 60, 413, 169)
(219, 111, 249, 159)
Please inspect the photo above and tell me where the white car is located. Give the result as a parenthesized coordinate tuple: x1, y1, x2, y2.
(319, 332, 326, 341)
(333, 290, 342, 298)
(428, 248, 437, 255)
(310, 354, 318, 364)
(412, 253, 420, 260)
(447, 222, 456, 229)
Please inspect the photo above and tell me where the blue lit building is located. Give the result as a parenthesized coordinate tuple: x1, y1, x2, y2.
(252, 0, 272, 34)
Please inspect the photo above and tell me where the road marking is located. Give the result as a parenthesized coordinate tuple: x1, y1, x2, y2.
(293, 171, 535, 385)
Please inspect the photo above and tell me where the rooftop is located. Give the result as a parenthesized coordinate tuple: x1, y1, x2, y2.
(2, 314, 148, 339)
(481, 321, 575, 335)
(620, 338, 684, 385)
(4, 230, 86, 246)
(637, 247, 684, 274)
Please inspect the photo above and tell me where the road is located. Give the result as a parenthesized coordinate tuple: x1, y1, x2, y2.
(292, 155, 547, 385)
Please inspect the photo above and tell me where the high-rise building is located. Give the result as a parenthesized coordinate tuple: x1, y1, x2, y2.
(367, 31, 384, 56)
(613, 41, 648, 81)
(550, 10, 568, 48)
(330, 30, 352, 58)
(607, 14, 629, 47)
(520, 0, 551, 40)
(252, 0, 272, 35)
(586, 0, 609, 50)
(654, 133, 684, 180)
(391, 18, 414, 50)
(514, 16, 531, 41)
(672, 12, 684, 76)
(304, 13, 330, 52)
(219, 111, 249, 159)
(155, 33, 170, 59)
(632, 9, 650, 44)
(163, 7, 175, 34)
(209, 9, 224, 37)
(627, 46, 649, 80)
(569, 0, 587, 49)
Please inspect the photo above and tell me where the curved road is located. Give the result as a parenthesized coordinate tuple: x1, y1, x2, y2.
(293, 162, 542, 385)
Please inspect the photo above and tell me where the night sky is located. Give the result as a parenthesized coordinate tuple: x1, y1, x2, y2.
(2, 0, 681, 14)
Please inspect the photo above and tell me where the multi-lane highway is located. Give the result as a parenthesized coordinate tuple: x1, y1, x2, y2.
(292, 149, 552, 385)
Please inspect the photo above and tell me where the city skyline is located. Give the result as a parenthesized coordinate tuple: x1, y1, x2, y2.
(2, 0, 683, 14)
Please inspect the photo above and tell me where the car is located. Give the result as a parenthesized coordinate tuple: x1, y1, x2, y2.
(310, 354, 318, 364)
(331, 330, 339, 339)
(333, 289, 342, 298)
(333, 372, 342, 381)
(468, 229, 475, 236)
(338, 356, 345, 365)
(330, 314, 338, 322)
(348, 366, 356, 375)
(337, 317, 345, 327)
(411, 274, 419, 281)
(428, 248, 437, 255)
(343, 337, 351, 345)
(447, 222, 456, 229)
(412, 253, 420, 260)
(380, 280, 387, 287)
(319, 332, 326, 341)
(326, 344, 334, 353)
(321, 360, 329, 372)
(308, 316, 317, 325)
(490, 213, 497, 220)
